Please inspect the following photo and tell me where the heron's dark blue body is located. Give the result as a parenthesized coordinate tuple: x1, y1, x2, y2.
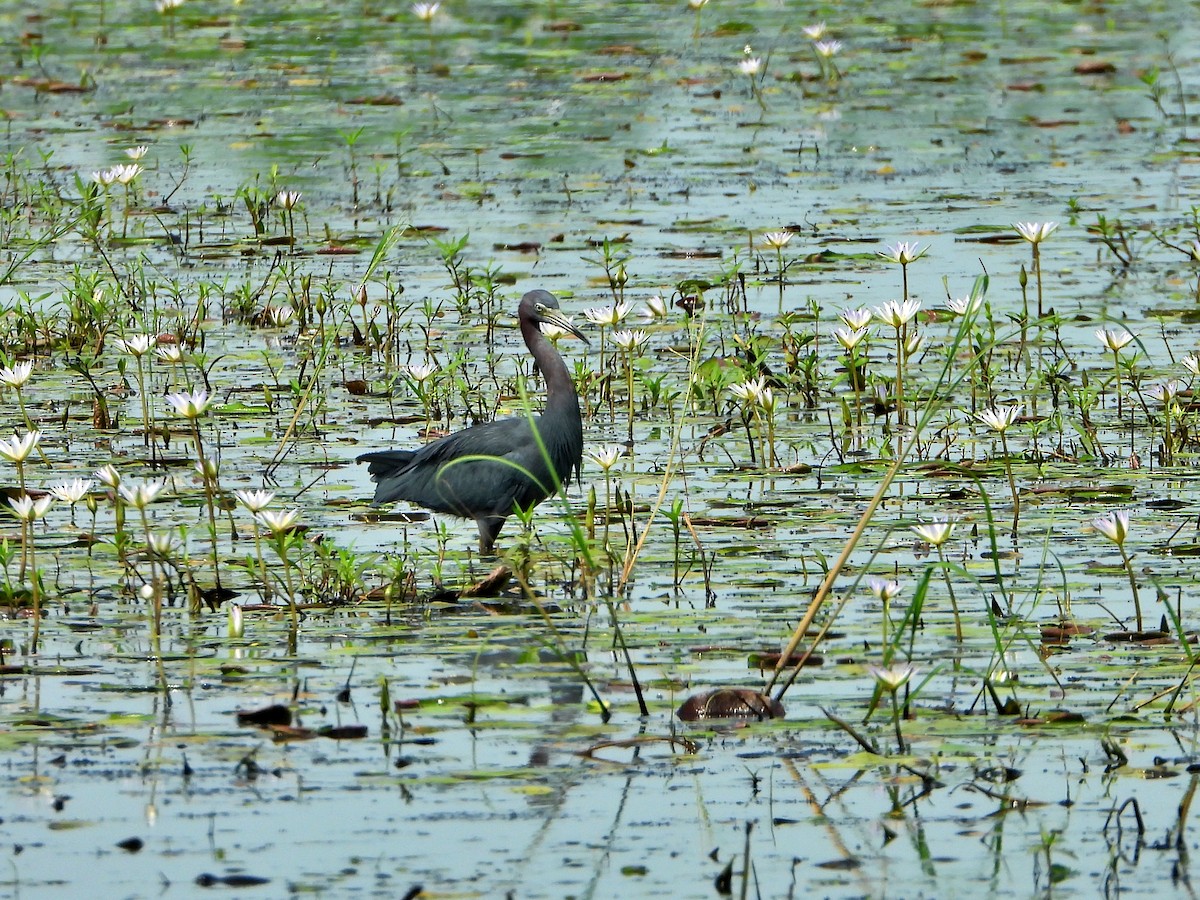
(358, 290, 587, 552)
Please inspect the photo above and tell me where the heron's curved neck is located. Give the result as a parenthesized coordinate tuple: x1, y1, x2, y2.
(522, 320, 578, 412)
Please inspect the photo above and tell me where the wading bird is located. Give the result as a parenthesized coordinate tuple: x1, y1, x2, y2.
(358, 290, 589, 553)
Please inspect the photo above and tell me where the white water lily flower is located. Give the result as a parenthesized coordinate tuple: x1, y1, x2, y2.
(814, 39, 843, 58)
(612, 329, 650, 352)
(1146, 381, 1180, 406)
(9, 494, 53, 521)
(406, 363, 436, 383)
(0, 361, 33, 388)
(876, 242, 928, 265)
(1096, 328, 1134, 353)
(760, 231, 792, 249)
(266, 305, 295, 327)
(165, 389, 212, 419)
(50, 478, 95, 504)
(874, 299, 921, 328)
(583, 303, 631, 327)
(147, 532, 177, 556)
(155, 344, 184, 364)
(738, 57, 762, 77)
(1013, 221, 1058, 244)
(95, 464, 121, 488)
(912, 518, 956, 546)
(586, 446, 623, 472)
(119, 480, 167, 510)
(125, 146, 149, 160)
(234, 489, 276, 513)
(868, 663, 918, 692)
(642, 296, 669, 321)
(868, 578, 902, 602)
(1093, 510, 1130, 546)
(834, 327, 869, 351)
(1181, 354, 1200, 377)
(903, 331, 924, 356)
(228, 603, 244, 639)
(274, 190, 302, 210)
(802, 22, 827, 40)
(946, 295, 983, 317)
(840, 308, 873, 331)
(115, 334, 155, 358)
(255, 508, 302, 535)
(975, 405, 1022, 434)
(0, 431, 40, 463)
(729, 377, 769, 406)
(110, 164, 142, 185)
(411, 1, 439, 21)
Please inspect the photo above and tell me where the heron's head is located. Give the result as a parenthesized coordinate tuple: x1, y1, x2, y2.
(522, 290, 590, 344)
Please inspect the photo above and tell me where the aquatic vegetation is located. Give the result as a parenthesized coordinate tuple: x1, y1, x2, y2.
(3, 0, 1200, 894)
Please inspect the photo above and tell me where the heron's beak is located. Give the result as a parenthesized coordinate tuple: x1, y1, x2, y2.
(542, 309, 591, 345)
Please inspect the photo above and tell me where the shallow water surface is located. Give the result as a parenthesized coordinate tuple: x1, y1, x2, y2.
(2, 0, 1200, 897)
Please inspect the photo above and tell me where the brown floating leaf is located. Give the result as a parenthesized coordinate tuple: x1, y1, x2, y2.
(1040, 623, 1095, 642)
(544, 19, 582, 31)
(459, 565, 513, 598)
(196, 873, 271, 888)
(318, 725, 368, 740)
(815, 858, 862, 871)
(1029, 118, 1081, 128)
(10, 76, 93, 93)
(346, 94, 404, 106)
(1074, 60, 1116, 75)
(236, 704, 292, 727)
(747, 651, 823, 669)
(344, 379, 369, 396)
(492, 242, 542, 253)
(1103, 629, 1169, 643)
(268, 725, 317, 741)
(676, 688, 785, 721)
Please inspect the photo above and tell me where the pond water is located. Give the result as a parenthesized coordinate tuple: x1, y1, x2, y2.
(2, 0, 1200, 896)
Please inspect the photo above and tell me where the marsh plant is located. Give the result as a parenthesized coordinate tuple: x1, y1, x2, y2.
(867, 663, 917, 754)
(1097, 327, 1135, 418)
(235, 488, 276, 601)
(760, 230, 792, 312)
(1094, 510, 1142, 632)
(587, 445, 623, 554)
(165, 388, 222, 596)
(975, 405, 1022, 538)
(1014, 221, 1057, 318)
(9, 495, 52, 652)
(612, 328, 649, 444)
(873, 298, 921, 443)
(912, 519, 962, 641)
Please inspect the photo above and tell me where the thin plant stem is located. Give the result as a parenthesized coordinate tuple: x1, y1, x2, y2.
(890, 691, 907, 754)
(999, 431, 1019, 539)
(1112, 348, 1123, 418)
(26, 521, 40, 655)
(190, 421, 222, 599)
(936, 545, 962, 642)
(1120, 545, 1143, 632)
(1032, 243, 1044, 318)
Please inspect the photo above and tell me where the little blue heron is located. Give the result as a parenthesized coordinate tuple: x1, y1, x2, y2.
(357, 290, 590, 553)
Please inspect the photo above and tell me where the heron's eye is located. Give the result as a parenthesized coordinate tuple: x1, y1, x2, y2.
(535, 304, 547, 314)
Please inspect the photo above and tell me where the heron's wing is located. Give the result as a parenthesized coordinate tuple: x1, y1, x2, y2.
(359, 417, 555, 515)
